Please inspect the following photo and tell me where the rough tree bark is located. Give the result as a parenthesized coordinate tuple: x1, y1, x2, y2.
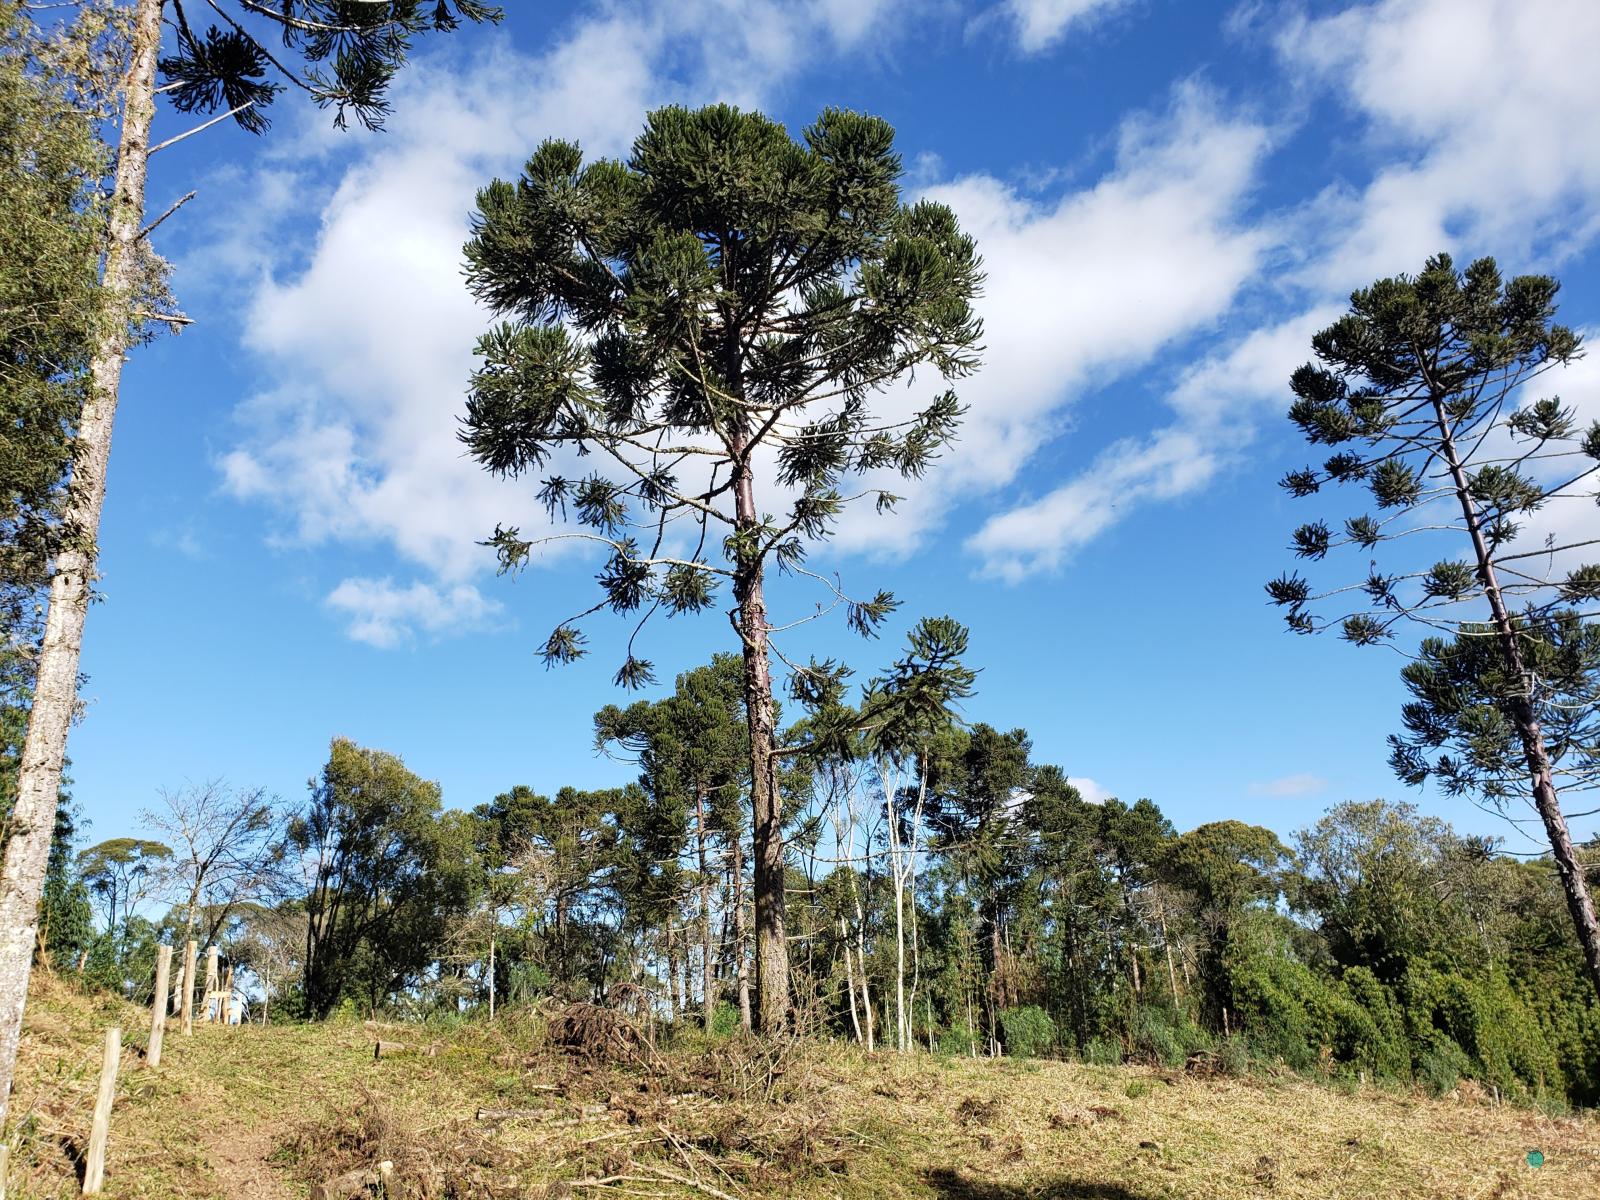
(695, 788, 714, 1029)
(0, 0, 163, 1125)
(728, 407, 787, 1033)
(1430, 392, 1600, 997)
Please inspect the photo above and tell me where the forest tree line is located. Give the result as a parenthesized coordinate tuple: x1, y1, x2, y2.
(34, 651, 1600, 1108)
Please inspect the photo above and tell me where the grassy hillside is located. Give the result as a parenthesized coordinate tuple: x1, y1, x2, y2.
(5, 973, 1597, 1199)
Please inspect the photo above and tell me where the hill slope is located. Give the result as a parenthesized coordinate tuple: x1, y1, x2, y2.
(6, 974, 1597, 1199)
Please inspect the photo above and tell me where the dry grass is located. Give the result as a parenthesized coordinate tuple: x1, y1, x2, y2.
(6, 972, 1598, 1199)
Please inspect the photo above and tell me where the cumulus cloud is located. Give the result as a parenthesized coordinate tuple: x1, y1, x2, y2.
(326, 577, 503, 648)
(836, 84, 1272, 562)
(213, 0, 921, 644)
(1277, 0, 1600, 288)
(971, 0, 1600, 579)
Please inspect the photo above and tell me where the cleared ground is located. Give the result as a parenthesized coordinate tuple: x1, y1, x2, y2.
(7, 973, 1597, 1199)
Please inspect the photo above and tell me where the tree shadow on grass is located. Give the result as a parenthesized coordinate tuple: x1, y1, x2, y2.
(923, 1167, 1158, 1199)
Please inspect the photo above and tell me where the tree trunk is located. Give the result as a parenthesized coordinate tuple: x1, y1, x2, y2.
(1158, 900, 1179, 1006)
(664, 922, 678, 1021)
(841, 917, 862, 1044)
(728, 396, 788, 1033)
(0, 0, 163, 1125)
(1431, 394, 1600, 999)
(695, 788, 714, 1029)
(887, 765, 907, 1052)
(731, 835, 752, 1031)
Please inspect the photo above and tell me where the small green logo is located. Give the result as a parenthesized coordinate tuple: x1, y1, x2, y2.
(1526, 1150, 1545, 1169)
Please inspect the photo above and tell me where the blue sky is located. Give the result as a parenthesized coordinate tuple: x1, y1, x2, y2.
(68, 0, 1600, 855)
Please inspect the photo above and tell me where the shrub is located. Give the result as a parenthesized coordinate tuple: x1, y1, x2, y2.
(999, 1006, 1056, 1059)
(1083, 1037, 1123, 1066)
(1416, 1037, 1470, 1096)
(1130, 1005, 1212, 1068)
(709, 1001, 741, 1038)
(938, 1020, 978, 1058)
(1218, 1034, 1252, 1077)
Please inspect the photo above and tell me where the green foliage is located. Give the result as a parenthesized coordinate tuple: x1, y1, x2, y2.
(0, 1, 113, 633)
(1129, 1006, 1212, 1069)
(1389, 613, 1600, 807)
(1414, 1039, 1471, 1097)
(709, 1001, 741, 1038)
(997, 1005, 1055, 1059)
(158, 1, 500, 134)
(292, 738, 476, 1018)
(1082, 1037, 1123, 1067)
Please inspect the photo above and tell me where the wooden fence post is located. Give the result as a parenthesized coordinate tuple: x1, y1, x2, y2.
(148, 945, 172, 1067)
(180, 941, 197, 1035)
(204, 946, 219, 1024)
(82, 1026, 120, 1194)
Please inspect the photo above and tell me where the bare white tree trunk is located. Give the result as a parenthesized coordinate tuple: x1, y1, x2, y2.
(840, 917, 862, 1044)
(0, 0, 163, 1125)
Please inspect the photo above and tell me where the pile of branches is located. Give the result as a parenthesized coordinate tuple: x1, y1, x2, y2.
(547, 1001, 657, 1068)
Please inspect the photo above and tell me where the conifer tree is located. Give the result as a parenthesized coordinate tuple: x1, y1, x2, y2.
(460, 103, 983, 1031)
(1266, 253, 1600, 998)
(0, 0, 499, 1120)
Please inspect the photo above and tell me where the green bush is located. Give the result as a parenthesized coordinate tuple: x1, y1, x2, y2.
(1130, 1005, 1212, 1068)
(1416, 1037, 1470, 1096)
(938, 1020, 978, 1058)
(1083, 1036, 1123, 1066)
(1218, 1034, 1252, 1076)
(998, 1005, 1056, 1059)
(709, 1000, 741, 1038)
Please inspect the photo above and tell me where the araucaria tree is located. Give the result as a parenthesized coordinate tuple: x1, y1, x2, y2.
(1266, 253, 1600, 997)
(460, 104, 983, 1031)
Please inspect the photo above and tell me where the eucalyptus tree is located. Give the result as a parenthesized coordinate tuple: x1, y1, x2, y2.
(0, 0, 499, 1113)
(0, 8, 115, 998)
(292, 739, 469, 1018)
(460, 103, 983, 1030)
(1265, 253, 1600, 996)
(0, 1, 115, 655)
(859, 617, 975, 1052)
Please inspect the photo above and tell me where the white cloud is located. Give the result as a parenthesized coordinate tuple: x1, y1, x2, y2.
(832, 84, 1273, 560)
(965, 305, 1336, 577)
(1004, 0, 1132, 53)
(1068, 775, 1111, 804)
(1277, 0, 1600, 287)
(1249, 773, 1327, 798)
(215, 1, 924, 643)
(326, 577, 502, 648)
(970, 0, 1600, 577)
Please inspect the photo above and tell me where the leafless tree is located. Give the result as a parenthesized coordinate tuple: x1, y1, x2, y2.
(142, 780, 289, 948)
